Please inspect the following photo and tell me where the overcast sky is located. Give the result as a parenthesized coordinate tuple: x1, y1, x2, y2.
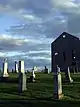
(0, 0, 80, 71)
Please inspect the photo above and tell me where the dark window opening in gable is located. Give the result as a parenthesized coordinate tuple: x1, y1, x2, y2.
(63, 52, 66, 61)
(71, 62, 76, 66)
(72, 50, 76, 60)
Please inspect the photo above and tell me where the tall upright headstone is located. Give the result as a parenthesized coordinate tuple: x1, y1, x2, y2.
(32, 66, 37, 78)
(65, 66, 73, 83)
(32, 69, 35, 79)
(2, 59, 9, 77)
(54, 65, 63, 99)
(18, 60, 27, 93)
(18, 73, 27, 93)
(15, 61, 18, 73)
(19, 61, 24, 74)
(30, 66, 37, 82)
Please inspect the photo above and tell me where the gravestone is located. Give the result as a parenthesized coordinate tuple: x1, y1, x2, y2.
(12, 69, 14, 73)
(33, 66, 38, 72)
(54, 65, 63, 99)
(27, 66, 37, 83)
(33, 66, 38, 76)
(2, 59, 9, 77)
(48, 69, 50, 74)
(19, 61, 24, 73)
(31, 66, 36, 82)
(31, 66, 37, 82)
(44, 66, 49, 74)
(18, 73, 27, 93)
(15, 61, 18, 73)
(73, 67, 76, 74)
(32, 69, 35, 78)
(65, 66, 73, 83)
(18, 60, 27, 93)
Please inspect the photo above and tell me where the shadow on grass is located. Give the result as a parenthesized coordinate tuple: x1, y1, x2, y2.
(0, 98, 80, 107)
(0, 77, 18, 84)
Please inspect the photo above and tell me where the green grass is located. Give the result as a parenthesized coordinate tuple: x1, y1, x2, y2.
(0, 72, 80, 106)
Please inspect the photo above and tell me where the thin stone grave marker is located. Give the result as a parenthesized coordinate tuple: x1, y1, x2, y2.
(15, 61, 18, 73)
(54, 65, 63, 99)
(18, 60, 27, 93)
(65, 66, 73, 83)
(2, 59, 9, 77)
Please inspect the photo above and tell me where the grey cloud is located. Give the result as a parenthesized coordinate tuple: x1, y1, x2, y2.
(3, 0, 68, 39)
(67, 14, 80, 34)
(6, 13, 67, 38)
(0, 0, 52, 17)
(0, 40, 50, 53)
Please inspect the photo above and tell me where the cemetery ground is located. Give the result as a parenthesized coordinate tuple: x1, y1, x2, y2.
(0, 72, 80, 106)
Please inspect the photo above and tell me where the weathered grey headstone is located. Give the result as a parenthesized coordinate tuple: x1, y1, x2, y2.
(2, 59, 9, 77)
(32, 69, 35, 82)
(65, 66, 73, 83)
(29, 66, 37, 82)
(32, 69, 35, 78)
(18, 73, 27, 93)
(32, 66, 37, 78)
(15, 61, 18, 73)
(54, 65, 63, 99)
(19, 61, 24, 73)
(18, 60, 27, 93)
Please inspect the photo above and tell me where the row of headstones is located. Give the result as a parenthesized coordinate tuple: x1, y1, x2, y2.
(54, 65, 73, 99)
(2, 59, 51, 85)
(2, 60, 51, 93)
(2, 59, 74, 97)
(19, 64, 74, 96)
(0, 60, 26, 93)
(2, 59, 37, 78)
(15, 64, 49, 93)
(1, 60, 27, 93)
(2, 60, 24, 77)
(2, 59, 50, 77)
(1, 59, 18, 77)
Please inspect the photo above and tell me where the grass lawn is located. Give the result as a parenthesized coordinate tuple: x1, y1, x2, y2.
(0, 72, 80, 107)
